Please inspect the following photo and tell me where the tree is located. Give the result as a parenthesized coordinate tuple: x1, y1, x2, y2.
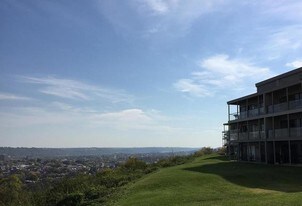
(123, 157, 147, 171)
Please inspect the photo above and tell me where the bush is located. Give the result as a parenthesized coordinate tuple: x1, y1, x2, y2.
(123, 157, 147, 171)
(56, 192, 83, 206)
(194, 147, 214, 157)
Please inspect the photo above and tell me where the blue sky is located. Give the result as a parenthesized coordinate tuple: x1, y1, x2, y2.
(1, 0, 302, 147)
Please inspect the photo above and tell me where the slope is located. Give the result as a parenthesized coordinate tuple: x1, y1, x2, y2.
(114, 154, 302, 206)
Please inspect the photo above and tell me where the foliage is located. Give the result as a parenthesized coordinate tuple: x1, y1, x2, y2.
(0, 175, 31, 206)
(0, 151, 217, 206)
(216, 146, 226, 155)
(194, 147, 214, 157)
(122, 157, 147, 171)
(157, 155, 194, 167)
(56, 193, 84, 206)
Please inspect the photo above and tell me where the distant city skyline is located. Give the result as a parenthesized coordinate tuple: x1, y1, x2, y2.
(1, 0, 302, 147)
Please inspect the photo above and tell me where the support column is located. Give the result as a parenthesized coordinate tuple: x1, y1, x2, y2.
(237, 143, 240, 161)
(258, 119, 260, 139)
(289, 140, 291, 164)
(247, 120, 249, 140)
(259, 141, 261, 162)
(265, 141, 268, 164)
(228, 104, 230, 121)
(247, 142, 250, 162)
(287, 114, 290, 138)
(258, 95, 260, 116)
(273, 141, 276, 164)
(227, 104, 230, 160)
(263, 93, 266, 114)
(273, 116, 275, 139)
(272, 92, 274, 113)
(286, 87, 289, 110)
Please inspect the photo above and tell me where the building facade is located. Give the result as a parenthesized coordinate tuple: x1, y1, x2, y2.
(223, 67, 302, 164)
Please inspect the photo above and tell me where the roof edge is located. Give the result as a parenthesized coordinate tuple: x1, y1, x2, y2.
(227, 92, 258, 104)
(256, 67, 302, 87)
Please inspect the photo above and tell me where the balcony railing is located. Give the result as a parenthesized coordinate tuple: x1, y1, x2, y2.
(248, 109, 258, 117)
(248, 131, 259, 140)
(290, 127, 302, 137)
(239, 111, 247, 119)
(248, 130, 265, 140)
(229, 99, 302, 122)
(274, 102, 288, 112)
(268, 103, 288, 113)
(289, 99, 302, 110)
(268, 128, 289, 139)
(239, 132, 248, 140)
(275, 128, 288, 138)
(229, 130, 238, 141)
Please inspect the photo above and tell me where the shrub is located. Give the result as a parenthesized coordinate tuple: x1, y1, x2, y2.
(56, 192, 83, 206)
(194, 147, 214, 157)
(123, 157, 147, 171)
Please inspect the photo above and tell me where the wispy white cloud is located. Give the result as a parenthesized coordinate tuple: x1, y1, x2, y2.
(98, 0, 228, 37)
(18, 76, 134, 103)
(286, 60, 302, 69)
(139, 0, 175, 15)
(261, 0, 302, 21)
(0, 92, 31, 101)
(174, 79, 212, 97)
(265, 26, 302, 58)
(0, 101, 176, 133)
(175, 54, 274, 97)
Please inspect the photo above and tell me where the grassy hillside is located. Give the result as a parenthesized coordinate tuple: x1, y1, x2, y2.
(114, 154, 302, 206)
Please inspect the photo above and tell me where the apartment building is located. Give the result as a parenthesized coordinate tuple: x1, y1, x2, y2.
(223, 67, 302, 164)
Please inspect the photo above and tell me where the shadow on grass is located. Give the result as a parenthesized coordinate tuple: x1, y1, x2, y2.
(184, 157, 302, 193)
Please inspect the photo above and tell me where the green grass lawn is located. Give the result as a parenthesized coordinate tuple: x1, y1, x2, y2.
(114, 154, 302, 206)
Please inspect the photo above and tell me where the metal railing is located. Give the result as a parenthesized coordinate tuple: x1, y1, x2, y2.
(274, 128, 288, 138)
(248, 109, 258, 117)
(239, 132, 248, 140)
(274, 102, 288, 112)
(229, 130, 238, 141)
(290, 127, 302, 137)
(289, 99, 302, 110)
(268, 128, 289, 139)
(248, 131, 259, 140)
(229, 99, 302, 122)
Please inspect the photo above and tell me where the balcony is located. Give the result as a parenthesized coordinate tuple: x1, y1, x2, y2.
(229, 130, 238, 141)
(289, 99, 302, 110)
(268, 103, 288, 113)
(274, 102, 288, 112)
(248, 109, 258, 117)
(239, 111, 247, 119)
(239, 132, 248, 140)
(268, 128, 289, 139)
(290, 127, 302, 137)
(275, 128, 288, 138)
(248, 130, 265, 140)
(248, 131, 258, 140)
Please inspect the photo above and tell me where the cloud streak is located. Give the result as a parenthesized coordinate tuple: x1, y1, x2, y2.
(18, 76, 134, 103)
(98, 0, 228, 37)
(286, 60, 302, 69)
(0, 92, 31, 101)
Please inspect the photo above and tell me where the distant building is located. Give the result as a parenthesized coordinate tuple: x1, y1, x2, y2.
(223, 67, 302, 164)
(0, 154, 9, 161)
